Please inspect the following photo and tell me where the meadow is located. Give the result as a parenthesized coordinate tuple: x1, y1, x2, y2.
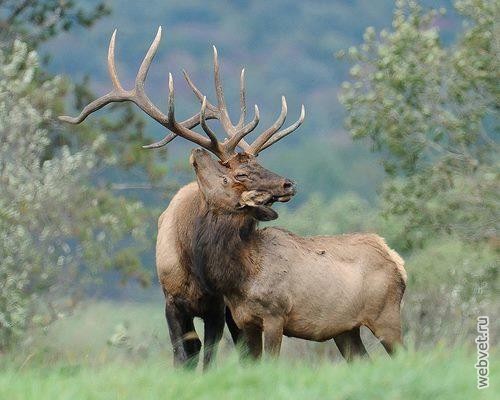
(1, 302, 497, 400)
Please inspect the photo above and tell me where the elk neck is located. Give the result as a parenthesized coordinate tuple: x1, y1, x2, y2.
(191, 203, 257, 296)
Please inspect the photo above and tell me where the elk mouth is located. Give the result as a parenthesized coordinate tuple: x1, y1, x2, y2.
(268, 194, 293, 204)
(239, 190, 294, 221)
(240, 190, 293, 208)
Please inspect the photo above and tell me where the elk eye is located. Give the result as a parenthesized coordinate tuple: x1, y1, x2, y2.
(235, 173, 249, 181)
(223, 177, 228, 184)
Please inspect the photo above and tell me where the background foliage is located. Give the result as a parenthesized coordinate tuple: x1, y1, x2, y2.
(0, 1, 498, 391)
(0, 40, 154, 349)
(339, 0, 499, 247)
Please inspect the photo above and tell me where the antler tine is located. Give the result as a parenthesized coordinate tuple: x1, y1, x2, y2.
(58, 29, 129, 124)
(182, 69, 217, 113)
(247, 96, 288, 155)
(237, 68, 247, 128)
(224, 105, 259, 153)
(212, 46, 232, 132)
(166, 72, 175, 122)
(257, 104, 306, 154)
(200, 96, 220, 148)
(58, 92, 122, 124)
(142, 132, 177, 149)
(108, 29, 123, 91)
(126, 26, 171, 125)
(135, 26, 162, 91)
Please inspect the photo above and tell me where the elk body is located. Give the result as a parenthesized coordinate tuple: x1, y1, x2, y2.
(156, 156, 295, 367)
(190, 149, 407, 359)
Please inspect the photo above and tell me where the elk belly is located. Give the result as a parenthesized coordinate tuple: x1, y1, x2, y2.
(284, 260, 365, 341)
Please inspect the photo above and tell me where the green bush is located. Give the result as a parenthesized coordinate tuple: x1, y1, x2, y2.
(0, 42, 150, 350)
(339, 0, 499, 246)
(404, 238, 499, 347)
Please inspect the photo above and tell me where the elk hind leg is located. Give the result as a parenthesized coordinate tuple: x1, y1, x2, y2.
(334, 327, 369, 362)
(239, 325, 263, 361)
(369, 306, 403, 356)
(225, 307, 241, 345)
(183, 317, 202, 362)
(263, 317, 284, 358)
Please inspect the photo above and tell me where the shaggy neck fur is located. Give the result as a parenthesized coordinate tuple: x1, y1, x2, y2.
(192, 205, 257, 295)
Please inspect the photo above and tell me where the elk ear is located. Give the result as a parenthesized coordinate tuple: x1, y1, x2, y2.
(250, 205, 279, 221)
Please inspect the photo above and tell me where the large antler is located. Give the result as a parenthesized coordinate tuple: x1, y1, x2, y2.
(181, 47, 305, 156)
(59, 27, 233, 160)
(59, 26, 305, 160)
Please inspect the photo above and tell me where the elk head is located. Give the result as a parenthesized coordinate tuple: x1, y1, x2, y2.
(190, 149, 295, 221)
(59, 26, 305, 217)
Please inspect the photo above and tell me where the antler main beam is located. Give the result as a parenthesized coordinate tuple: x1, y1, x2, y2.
(59, 26, 305, 160)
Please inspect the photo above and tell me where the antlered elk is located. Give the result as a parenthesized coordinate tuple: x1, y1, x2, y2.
(189, 149, 407, 359)
(59, 27, 304, 368)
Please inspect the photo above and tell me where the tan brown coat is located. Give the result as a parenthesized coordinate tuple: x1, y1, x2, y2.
(158, 177, 407, 359)
(229, 227, 406, 354)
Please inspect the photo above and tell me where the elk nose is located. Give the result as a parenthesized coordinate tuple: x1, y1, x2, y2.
(283, 179, 296, 193)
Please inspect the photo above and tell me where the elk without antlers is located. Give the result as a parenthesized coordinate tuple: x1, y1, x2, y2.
(59, 26, 305, 161)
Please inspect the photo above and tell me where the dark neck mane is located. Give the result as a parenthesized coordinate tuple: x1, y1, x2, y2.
(192, 206, 257, 295)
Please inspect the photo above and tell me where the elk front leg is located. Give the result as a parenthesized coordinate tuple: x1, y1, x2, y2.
(240, 325, 263, 360)
(164, 295, 201, 368)
(263, 317, 283, 358)
(225, 307, 241, 345)
(202, 307, 225, 371)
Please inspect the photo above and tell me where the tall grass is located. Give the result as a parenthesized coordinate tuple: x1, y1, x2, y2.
(1, 348, 497, 400)
(2, 301, 497, 399)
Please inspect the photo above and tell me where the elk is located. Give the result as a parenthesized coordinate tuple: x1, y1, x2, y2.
(190, 145, 407, 359)
(59, 27, 304, 368)
(60, 26, 407, 364)
(189, 148, 407, 359)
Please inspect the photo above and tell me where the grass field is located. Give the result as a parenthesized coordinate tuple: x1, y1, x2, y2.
(1, 301, 497, 400)
(1, 349, 497, 400)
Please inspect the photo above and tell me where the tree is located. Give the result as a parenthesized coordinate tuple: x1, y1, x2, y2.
(0, 41, 156, 350)
(339, 0, 499, 247)
(1, 0, 170, 277)
(0, 1, 174, 350)
(0, 0, 110, 49)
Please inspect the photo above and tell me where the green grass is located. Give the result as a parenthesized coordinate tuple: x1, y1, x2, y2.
(1, 349, 497, 400)
(24, 300, 172, 362)
(1, 301, 497, 399)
